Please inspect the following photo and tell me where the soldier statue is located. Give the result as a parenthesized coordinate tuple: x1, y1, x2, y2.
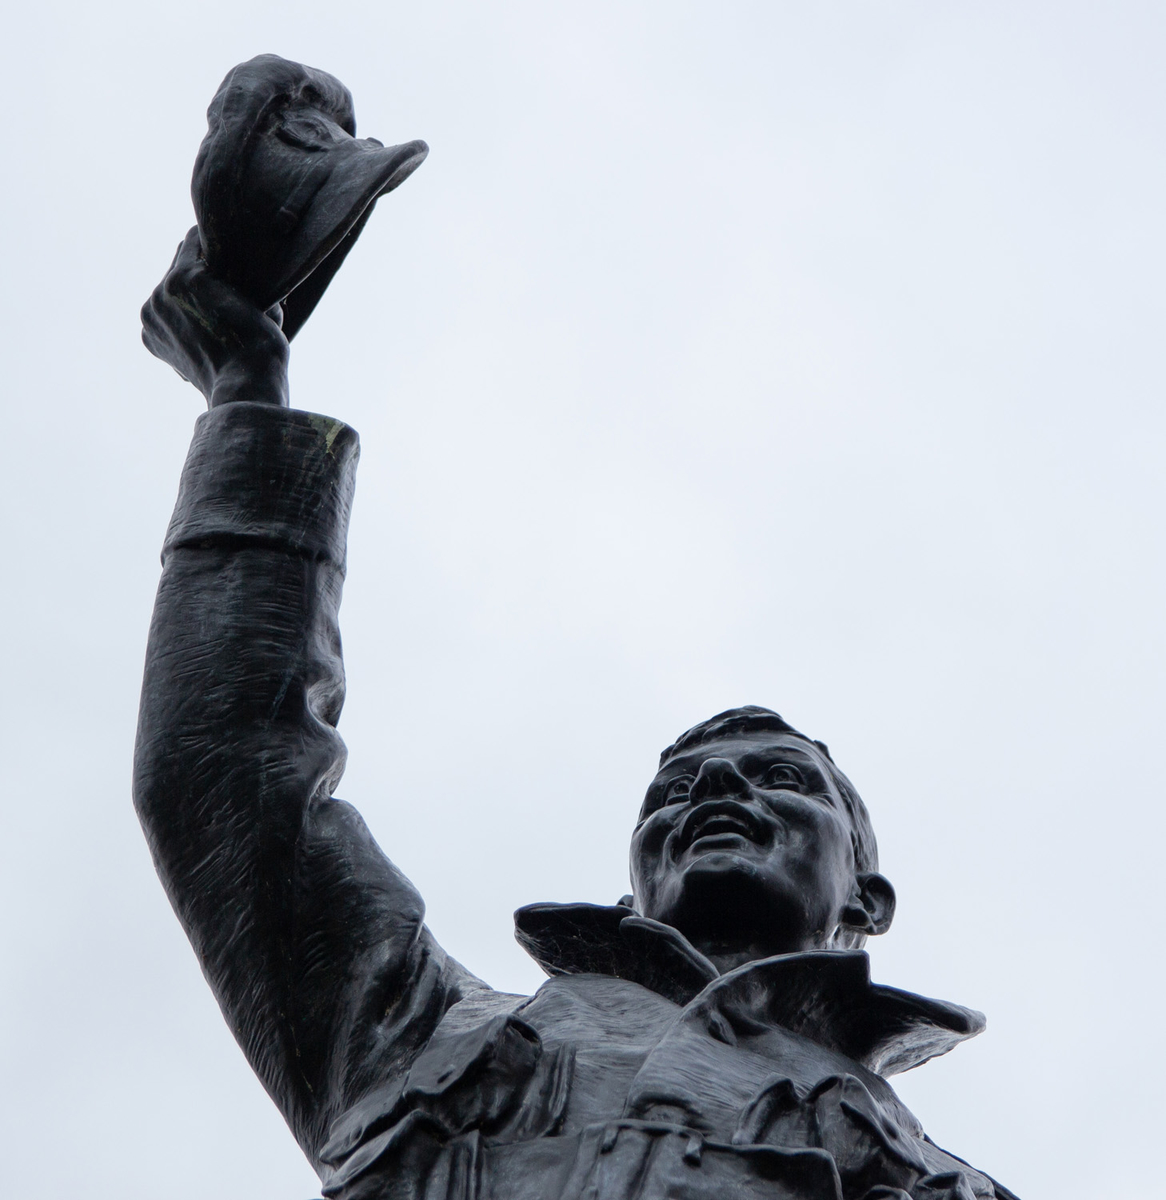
(136, 54, 1019, 1200)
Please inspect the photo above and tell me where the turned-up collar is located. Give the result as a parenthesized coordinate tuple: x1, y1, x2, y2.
(514, 901, 984, 1078)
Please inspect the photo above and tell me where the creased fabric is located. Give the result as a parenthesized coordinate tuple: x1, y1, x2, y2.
(134, 404, 1018, 1200)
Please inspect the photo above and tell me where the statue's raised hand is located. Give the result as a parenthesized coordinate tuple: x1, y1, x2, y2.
(142, 227, 289, 408)
(141, 54, 427, 407)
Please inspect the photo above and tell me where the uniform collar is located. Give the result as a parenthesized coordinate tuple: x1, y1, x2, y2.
(514, 901, 984, 1077)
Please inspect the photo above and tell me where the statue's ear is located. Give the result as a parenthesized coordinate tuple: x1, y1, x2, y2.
(840, 873, 896, 938)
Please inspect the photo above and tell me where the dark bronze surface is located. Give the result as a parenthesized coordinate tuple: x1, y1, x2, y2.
(137, 54, 1018, 1200)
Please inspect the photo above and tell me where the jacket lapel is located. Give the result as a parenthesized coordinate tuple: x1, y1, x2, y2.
(514, 902, 984, 1075)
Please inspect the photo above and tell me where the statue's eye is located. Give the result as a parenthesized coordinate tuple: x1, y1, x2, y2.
(664, 777, 693, 804)
(761, 763, 805, 790)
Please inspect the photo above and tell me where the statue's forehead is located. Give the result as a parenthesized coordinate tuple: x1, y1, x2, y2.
(656, 732, 827, 776)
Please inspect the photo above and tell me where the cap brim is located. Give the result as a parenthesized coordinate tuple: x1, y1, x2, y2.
(265, 138, 429, 312)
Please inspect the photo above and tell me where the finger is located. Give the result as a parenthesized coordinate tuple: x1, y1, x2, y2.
(164, 229, 194, 273)
(140, 326, 193, 385)
(142, 281, 216, 394)
(163, 227, 210, 300)
(143, 280, 190, 351)
(141, 286, 178, 354)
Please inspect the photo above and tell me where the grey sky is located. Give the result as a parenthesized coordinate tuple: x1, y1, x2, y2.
(2, 3, 1164, 1198)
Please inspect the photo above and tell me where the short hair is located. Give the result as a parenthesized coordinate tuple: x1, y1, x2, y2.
(658, 706, 878, 876)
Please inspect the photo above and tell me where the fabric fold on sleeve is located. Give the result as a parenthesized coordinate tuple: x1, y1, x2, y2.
(163, 401, 360, 568)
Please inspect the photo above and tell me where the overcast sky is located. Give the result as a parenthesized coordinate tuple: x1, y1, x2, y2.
(2, 4, 1164, 1198)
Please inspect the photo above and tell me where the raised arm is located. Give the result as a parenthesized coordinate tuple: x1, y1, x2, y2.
(134, 232, 482, 1162)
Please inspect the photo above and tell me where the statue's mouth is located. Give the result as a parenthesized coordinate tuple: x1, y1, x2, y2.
(677, 802, 766, 854)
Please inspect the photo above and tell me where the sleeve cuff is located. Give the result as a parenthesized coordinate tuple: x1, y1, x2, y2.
(163, 402, 360, 569)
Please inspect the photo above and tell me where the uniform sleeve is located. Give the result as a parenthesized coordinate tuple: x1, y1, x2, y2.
(133, 403, 484, 1163)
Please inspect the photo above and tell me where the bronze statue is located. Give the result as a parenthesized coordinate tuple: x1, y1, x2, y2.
(137, 54, 1019, 1200)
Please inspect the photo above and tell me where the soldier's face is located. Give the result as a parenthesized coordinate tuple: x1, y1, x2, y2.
(629, 733, 865, 956)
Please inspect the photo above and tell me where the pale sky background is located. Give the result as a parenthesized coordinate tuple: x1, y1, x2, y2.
(2, 4, 1164, 1198)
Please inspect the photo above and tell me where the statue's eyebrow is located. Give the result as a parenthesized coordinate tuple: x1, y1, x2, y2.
(654, 752, 705, 776)
(742, 745, 816, 768)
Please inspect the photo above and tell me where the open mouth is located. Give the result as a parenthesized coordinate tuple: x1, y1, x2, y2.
(677, 803, 765, 854)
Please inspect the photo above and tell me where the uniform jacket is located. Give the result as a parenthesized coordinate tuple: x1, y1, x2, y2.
(134, 404, 1018, 1200)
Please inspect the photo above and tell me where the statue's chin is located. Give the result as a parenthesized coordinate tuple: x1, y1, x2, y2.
(654, 855, 826, 962)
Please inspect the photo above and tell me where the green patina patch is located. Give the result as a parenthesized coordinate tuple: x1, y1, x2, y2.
(305, 412, 346, 457)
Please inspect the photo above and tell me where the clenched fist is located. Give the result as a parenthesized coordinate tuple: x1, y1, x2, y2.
(141, 227, 290, 408)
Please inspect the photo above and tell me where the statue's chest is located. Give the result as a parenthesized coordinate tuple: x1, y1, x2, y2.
(323, 976, 997, 1200)
(519, 974, 916, 1144)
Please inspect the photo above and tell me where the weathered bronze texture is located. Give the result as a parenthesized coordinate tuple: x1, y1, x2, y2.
(142, 54, 427, 407)
(137, 55, 1018, 1200)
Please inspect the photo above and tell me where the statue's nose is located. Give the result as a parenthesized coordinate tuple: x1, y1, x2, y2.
(690, 757, 750, 802)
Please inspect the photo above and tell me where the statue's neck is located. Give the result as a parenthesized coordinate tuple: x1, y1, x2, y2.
(692, 938, 809, 974)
